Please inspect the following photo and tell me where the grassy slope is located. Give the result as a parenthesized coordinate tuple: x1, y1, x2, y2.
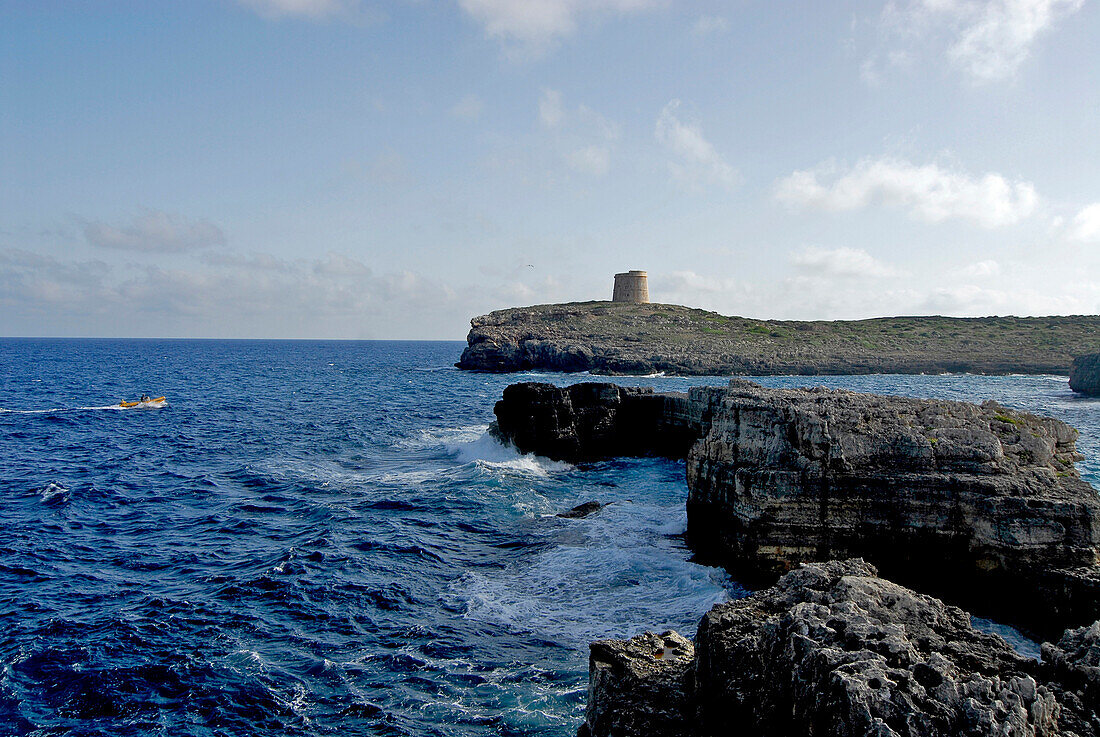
(472, 301, 1100, 374)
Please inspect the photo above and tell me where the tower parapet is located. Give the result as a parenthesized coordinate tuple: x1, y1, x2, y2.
(612, 270, 649, 303)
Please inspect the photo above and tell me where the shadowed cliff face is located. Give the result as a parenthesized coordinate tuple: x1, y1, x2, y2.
(492, 380, 1100, 636)
(458, 301, 1100, 376)
(1071, 354, 1100, 396)
(581, 560, 1100, 737)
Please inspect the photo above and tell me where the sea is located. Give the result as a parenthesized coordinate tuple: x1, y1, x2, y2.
(1, 338, 1098, 737)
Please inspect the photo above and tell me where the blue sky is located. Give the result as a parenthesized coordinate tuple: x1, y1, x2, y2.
(2, 0, 1098, 338)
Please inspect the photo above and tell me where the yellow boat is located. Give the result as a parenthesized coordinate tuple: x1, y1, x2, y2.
(119, 396, 166, 408)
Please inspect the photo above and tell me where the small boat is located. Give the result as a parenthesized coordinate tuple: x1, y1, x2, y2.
(119, 396, 166, 408)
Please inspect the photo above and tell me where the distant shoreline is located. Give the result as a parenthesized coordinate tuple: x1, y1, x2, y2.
(457, 301, 1100, 377)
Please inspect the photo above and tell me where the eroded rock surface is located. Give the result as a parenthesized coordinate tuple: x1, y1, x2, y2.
(582, 560, 1100, 737)
(579, 631, 694, 737)
(494, 380, 1100, 634)
(1071, 354, 1100, 397)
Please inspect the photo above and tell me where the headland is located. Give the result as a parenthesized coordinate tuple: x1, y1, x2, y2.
(457, 301, 1100, 376)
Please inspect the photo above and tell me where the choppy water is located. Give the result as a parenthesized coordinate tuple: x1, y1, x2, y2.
(1, 339, 1097, 735)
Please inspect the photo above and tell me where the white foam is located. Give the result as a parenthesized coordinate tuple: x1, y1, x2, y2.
(450, 432, 572, 476)
(40, 482, 70, 502)
(0, 403, 154, 414)
(446, 497, 732, 644)
(397, 424, 487, 450)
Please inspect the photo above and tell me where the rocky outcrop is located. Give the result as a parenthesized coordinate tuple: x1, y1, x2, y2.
(493, 380, 1100, 635)
(582, 560, 1100, 737)
(1071, 354, 1100, 396)
(458, 301, 1100, 376)
(579, 631, 695, 737)
(491, 382, 708, 462)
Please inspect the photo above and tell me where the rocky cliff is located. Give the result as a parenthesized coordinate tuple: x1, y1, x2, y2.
(458, 301, 1100, 376)
(493, 380, 1100, 635)
(1071, 355, 1100, 397)
(580, 559, 1100, 737)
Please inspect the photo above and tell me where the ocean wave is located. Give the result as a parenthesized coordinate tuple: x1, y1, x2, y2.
(445, 498, 735, 644)
(39, 481, 71, 504)
(449, 433, 572, 476)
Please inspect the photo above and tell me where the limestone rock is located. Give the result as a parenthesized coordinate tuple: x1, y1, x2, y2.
(578, 631, 694, 737)
(1071, 354, 1100, 397)
(582, 561, 1100, 737)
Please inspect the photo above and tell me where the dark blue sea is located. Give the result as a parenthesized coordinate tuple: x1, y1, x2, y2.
(2, 339, 1098, 736)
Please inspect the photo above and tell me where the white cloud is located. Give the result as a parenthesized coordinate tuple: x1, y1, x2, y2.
(458, 0, 658, 47)
(567, 145, 611, 176)
(953, 259, 1001, 278)
(1069, 202, 1100, 242)
(775, 157, 1039, 228)
(237, 0, 352, 19)
(450, 94, 484, 121)
(539, 89, 564, 128)
(869, 0, 1085, 83)
(655, 100, 736, 190)
(81, 210, 227, 253)
(790, 246, 902, 278)
(948, 0, 1084, 81)
(692, 15, 729, 36)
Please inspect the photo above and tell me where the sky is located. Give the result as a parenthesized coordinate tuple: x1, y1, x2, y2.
(2, 0, 1099, 339)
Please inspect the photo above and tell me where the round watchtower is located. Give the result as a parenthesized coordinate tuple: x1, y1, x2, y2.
(612, 270, 649, 303)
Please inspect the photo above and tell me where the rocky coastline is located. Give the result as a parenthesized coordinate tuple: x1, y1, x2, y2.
(1071, 354, 1100, 397)
(491, 379, 1100, 733)
(580, 559, 1100, 737)
(458, 302, 1100, 376)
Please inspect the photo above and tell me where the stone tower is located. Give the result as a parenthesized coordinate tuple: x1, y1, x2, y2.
(612, 270, 649, 303)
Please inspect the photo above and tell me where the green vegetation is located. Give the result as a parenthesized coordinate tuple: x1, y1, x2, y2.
(468, 300, 1100, 376)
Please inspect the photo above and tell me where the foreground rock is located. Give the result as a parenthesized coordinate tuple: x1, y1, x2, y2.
(494, 380, 1100, 635)
(1071, 354, 1100, 396)
(582, 560, 1100, 737)
(458, 301, 1100, 376)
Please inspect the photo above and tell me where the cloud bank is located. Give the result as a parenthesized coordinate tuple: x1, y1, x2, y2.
(775, 157, 1039, 228)
(81, 210, 227, 253)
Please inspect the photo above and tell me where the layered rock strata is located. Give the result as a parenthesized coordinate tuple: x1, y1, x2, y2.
(581, 560, 1100, 737)
(493, 380, 1100, 634)
(1071, 354, 1100, 397)
(459, 301, 1100, 376)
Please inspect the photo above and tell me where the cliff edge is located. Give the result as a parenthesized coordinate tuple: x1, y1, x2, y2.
(458, 301, 1100, 376)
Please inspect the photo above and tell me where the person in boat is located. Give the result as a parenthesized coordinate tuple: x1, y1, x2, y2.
(140, 393, 149, 402)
